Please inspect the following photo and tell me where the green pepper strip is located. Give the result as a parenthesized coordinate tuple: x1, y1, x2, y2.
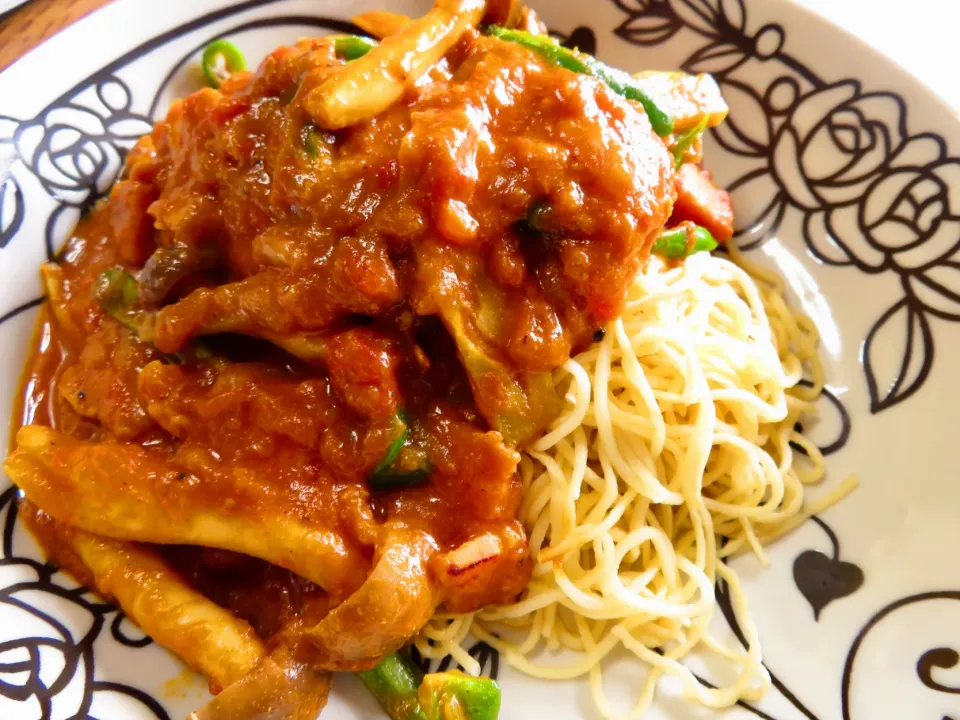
(358, 653, 502, 720)
(373, 413, 409, 474)
(419, 671, 502, 720)
(370, 466, 431, 492)
(202, 40, 247, 89)
(579, 56, 674, 137)
(334, 35, 378, 61)
(651, 225, 718, 259)
(486, 26, 674, 137)
(95, 268, 141, 331)
(303, 126, 324, 157)
(369, 413, 431, 491)
(671, 116, 709, 169)
(357, 653, 428, 720)
(488, 26, 591, 74)
(94, 269, 221, 366)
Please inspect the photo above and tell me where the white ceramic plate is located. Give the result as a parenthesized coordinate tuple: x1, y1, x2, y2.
(1, 1, 959, 718)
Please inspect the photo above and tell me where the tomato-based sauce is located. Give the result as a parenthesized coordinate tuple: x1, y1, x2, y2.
(7, 28, 690, 670)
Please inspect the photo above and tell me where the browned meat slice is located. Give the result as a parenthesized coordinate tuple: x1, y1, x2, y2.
(6, 426, 371, 601)
(188, 647, 333, 720)
(19, 502, 264, 694)
(58, 322, 160, 440)
(145, 236, 401, 355)
(304, 527, 440, 670)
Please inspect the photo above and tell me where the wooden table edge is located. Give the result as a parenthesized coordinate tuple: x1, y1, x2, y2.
(0, 0, 117, 72)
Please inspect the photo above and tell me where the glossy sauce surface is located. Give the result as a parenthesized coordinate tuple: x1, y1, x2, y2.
(11, 32, 677, 642)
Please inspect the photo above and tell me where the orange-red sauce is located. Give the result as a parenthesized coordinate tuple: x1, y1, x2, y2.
(9, 32, 677, 643)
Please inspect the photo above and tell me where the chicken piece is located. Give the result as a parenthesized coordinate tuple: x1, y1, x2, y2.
(326, 327, 403, 422)
(95, 265, 337, 366)
(432, 523, 530, 612)
(427, 421, 523, 522)
(143, 270, 312, 352)
(268, 332, 335, 364)
(20, 502, 263, 694)
(138, 361, 338, 451)
(304, 527, 440, 670)
(670, 163, 735, 242)
(304, 0, 486, 129)
(124, 133, 161, 184)
(58, 322, 160, 440)
(6, 426, 370, 601)
(188, 647, 333, 720)
(145, 236, 401, 354)
(108, 180, 158, 266)
(41, 264, 83, 338)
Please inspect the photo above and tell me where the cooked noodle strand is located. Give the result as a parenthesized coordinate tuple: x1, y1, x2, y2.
(416, 251, 855, 718)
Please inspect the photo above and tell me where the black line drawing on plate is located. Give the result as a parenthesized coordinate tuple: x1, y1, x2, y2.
(0, 486, 170, 720)
(410, 641, 500, 681)
(793, 516, 864, 621)
(0, 0, 956, 717)
(614, 0, 960, 415)
(608, 6, 959, 718)
(791, 380, 853, 458)
(0, 7, 374, 716)
(841, 590, 960, 720)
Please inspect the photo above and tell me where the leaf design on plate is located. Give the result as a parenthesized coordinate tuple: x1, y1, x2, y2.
(711, 80, 772, 152)
(682, 41, 750, 75)
(0, 174, 24, 250)
(793, 550, 864, 620)
(613, 2, 682, 46)
(862, 296, 933, 413)
(908, 262, 960, 320)
(669, 0, 728, 39)
(843, 591, 960, 720)
(556, 26, 597, 55)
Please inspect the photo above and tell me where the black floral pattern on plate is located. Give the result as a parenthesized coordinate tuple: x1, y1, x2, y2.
(615, 0, 960, 414)
(0, 486, 169, 720)
(410, 641, 500, 680)
(1, 77, 153, 260)
(841, 590, 960, 720)
(611, 1, 958, 717)
(0, 7, 369, 718)
(0, 0, 956, 718)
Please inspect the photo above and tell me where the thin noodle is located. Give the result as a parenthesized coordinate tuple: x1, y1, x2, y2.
(417, 250, 857, 718)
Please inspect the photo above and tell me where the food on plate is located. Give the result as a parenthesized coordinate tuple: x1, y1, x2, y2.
(4, 1, 854, 717)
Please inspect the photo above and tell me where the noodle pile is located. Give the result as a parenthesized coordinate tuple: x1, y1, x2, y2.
(416, 248, 857, 717)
